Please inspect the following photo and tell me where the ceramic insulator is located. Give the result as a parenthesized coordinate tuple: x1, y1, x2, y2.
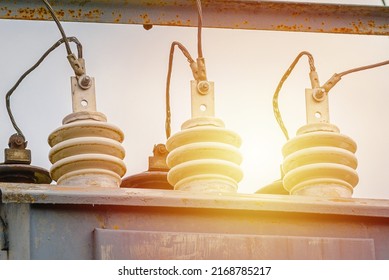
(282, 131, 358, 197)
(166, 121, 243, 193)
(48, 120, 126, 187)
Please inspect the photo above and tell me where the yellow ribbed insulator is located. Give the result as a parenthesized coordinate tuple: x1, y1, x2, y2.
(166, 117, 243, 192)
(282, 129, 359, 197)
(48, 119, 126, 187)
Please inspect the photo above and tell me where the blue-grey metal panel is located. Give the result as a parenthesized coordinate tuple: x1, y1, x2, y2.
(4, 204, 31, 260)
(0, 1, 388, 35)
(93, 228, 375, 260)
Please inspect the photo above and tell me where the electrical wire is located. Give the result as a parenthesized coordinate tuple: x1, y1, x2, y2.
(165, 1, 204, 139)
(382, 0, 386, 6)
(272, 51, 316, 141)
(338, 60, 389, 77)
(6, 37, 83, 138)
(322, 59, 389, 93)
(42, 0, 72, 56)
(165, 42, 195, 139)
(196, 0, 204, 58)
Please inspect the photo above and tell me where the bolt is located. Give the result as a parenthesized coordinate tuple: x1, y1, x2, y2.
(8, 133, 27, 149)
(313, 88, 326, 101)
(78, 75, 92, 89)
(81, 76, 91, 87)
(197, 81, 210, 95)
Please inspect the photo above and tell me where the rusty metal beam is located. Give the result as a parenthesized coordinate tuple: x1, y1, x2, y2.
(0, 1, 388, 35)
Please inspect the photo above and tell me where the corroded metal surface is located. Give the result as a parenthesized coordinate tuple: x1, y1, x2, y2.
(1, 183, 389, 218)
(0, 1, 387, 35)
(0, 164, 51, 184)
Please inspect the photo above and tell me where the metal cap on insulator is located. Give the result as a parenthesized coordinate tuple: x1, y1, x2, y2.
(121, 144, 172, 190)
(0, 134, 51, 184)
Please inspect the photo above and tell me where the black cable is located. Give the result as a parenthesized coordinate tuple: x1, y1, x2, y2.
(6, 37, 83, 137)
(42, 0, 72, 56)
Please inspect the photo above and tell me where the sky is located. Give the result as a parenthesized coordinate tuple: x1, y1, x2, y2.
(0, 0, 388, 199)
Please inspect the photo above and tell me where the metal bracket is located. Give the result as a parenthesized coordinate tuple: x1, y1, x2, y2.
(71, 76, 97, 113)
(305, 88, 330, 125)
(191, 80, 215, 118)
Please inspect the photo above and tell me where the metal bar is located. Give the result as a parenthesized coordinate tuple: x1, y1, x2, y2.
(0, 1, 388, 35)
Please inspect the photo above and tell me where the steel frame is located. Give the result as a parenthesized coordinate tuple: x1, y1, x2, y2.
(0, 0, 388, 35)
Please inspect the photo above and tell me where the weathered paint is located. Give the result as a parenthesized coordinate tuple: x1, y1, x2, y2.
(0, 187, 388, 259)
(1, 183, 389, 217)
(0, 1, 387, 35)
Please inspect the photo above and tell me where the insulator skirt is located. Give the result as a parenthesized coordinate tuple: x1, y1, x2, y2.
(166, 125, 243, 192)
(48, 120, 126, 187)
(282, 131, 358, 197)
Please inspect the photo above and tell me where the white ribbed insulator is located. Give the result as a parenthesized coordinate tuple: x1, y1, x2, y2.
(48, 119, 126, 187)
(282, 130, 358, 197)
(166, 119, 243, 193)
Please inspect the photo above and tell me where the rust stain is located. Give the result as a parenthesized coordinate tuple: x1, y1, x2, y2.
(95, 214, 106, 229)
(112, 12, 122, 23)
(275, 24, 298, 31)
(332, 27, 354, 33)
(56, 9, 65, 19)
(68, 9, 75, 18)
(4, 193, 36, 203)
(139, 13, 151, 24)
(368, 20, 376, 28)
(2, 191, 48, 203)
(83, 9, 102, 20)
(10, 6, 102, 21)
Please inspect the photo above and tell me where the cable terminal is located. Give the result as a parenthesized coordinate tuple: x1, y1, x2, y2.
(322, 73, 342, 93)
(190, 58, 207, 81)
(67, 54, 86, 77)
(309, 70, 320, 89)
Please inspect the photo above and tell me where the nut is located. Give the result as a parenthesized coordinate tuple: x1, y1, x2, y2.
(197, 81, 210, 95)
(313, 88, 326, 101)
